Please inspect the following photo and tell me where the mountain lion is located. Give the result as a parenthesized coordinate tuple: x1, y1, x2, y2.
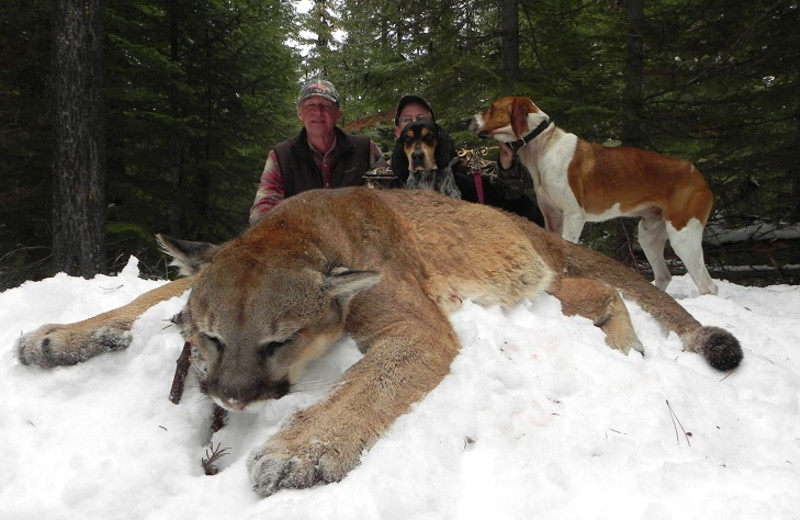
(16, 188, 742, 497)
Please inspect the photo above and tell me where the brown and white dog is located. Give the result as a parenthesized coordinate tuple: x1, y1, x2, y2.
(470, 96, 718, 295)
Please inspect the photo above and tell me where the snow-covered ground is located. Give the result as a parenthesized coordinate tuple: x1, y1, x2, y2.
(1, 257, 798, 520)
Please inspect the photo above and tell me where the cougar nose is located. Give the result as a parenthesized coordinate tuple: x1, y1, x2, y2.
(220, 397, 247, 411)
(215, 383, 256, 411)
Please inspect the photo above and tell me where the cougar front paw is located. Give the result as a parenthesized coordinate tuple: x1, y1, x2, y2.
(247, 437, 357, 497)
(16, 324, 131, 367)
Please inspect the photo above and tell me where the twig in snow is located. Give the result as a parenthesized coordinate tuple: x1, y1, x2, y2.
(666, 400, 693, 446)
(201, 442, 231, 476)
(169, 341, 193, 404)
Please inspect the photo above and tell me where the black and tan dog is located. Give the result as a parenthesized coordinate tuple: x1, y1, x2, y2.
(391, 121, 461, 199)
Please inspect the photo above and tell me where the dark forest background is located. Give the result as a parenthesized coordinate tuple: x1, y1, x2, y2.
(1, 0, 798, 290)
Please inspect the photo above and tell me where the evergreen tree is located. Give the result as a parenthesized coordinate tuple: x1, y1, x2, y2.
(103, 0, 300, 271)
(0, 0, 301, 288)
(0, 0, 54, 288)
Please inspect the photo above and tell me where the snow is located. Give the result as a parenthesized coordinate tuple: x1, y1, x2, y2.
(1, 256, 799, 520)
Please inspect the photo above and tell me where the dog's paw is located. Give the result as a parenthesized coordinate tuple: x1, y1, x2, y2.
(247, 436, 356, 497)
(16, 323, 132, 367)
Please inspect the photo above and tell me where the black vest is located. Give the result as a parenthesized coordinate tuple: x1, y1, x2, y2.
(273, 127, 373, 197)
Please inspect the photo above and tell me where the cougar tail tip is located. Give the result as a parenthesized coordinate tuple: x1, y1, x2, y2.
(689, 326, 743, 371)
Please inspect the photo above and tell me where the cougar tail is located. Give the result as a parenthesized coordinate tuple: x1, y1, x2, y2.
(681, 326, 743, 371)
(541, 231, 743, 371)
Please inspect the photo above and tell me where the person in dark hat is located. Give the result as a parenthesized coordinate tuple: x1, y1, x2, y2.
(392, 95, 543, 225)
(249, 78, 389, 225)
(393, 95, 437, 136)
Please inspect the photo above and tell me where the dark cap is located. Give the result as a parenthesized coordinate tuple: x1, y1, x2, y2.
(395, 95, 436, 126)
(297, 78, 340, 106)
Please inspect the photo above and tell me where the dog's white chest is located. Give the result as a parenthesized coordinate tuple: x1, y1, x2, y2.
(531, 133, 581, 209)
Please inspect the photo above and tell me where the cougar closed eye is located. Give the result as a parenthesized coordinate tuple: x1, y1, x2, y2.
(259, 339, 291, 361)
(201, 333, 225, 354)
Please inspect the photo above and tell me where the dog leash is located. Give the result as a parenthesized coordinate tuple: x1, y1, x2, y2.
(457, 146, 497, 204)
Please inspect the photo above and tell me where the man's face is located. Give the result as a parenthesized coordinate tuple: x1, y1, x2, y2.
(297, 96, 341, 134)
(395, 103, 433, 138)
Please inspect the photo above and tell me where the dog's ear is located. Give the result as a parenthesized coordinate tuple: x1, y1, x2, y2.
(510, 99, 531, 139)
(434, 124, 457, 169)
(391, 137, 410, 182)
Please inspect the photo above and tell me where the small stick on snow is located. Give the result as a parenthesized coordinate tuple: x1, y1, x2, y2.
(666, 400, 693, 446)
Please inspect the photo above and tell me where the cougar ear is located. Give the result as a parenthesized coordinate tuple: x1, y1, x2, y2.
(322, 266, 382, 306)
(156, 234, 222, 276)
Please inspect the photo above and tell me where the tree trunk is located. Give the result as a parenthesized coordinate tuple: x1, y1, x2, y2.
(500, 0, 520, 81)
(621, 0, 645, 148)
(51, 0, 106, 277)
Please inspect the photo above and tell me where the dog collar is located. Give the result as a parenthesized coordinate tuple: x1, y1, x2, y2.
(509, 118, 552, 152)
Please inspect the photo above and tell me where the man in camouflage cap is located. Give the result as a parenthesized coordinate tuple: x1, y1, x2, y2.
(250, 78, 388, 224)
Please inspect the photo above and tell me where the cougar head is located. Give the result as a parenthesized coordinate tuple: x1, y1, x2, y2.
(159, 234, 381, 412)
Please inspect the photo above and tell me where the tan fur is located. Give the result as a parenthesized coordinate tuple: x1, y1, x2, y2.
(15, 188, 741, 497)
(471, 96, 719, 295)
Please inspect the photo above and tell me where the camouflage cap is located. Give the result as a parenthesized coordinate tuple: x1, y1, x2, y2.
(297, 78, 340, 106)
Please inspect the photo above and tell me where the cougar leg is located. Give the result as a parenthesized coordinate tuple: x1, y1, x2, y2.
(16, 276, 194, 367)
(248, 280, 460, 497)
(549, 277, 644, 355)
